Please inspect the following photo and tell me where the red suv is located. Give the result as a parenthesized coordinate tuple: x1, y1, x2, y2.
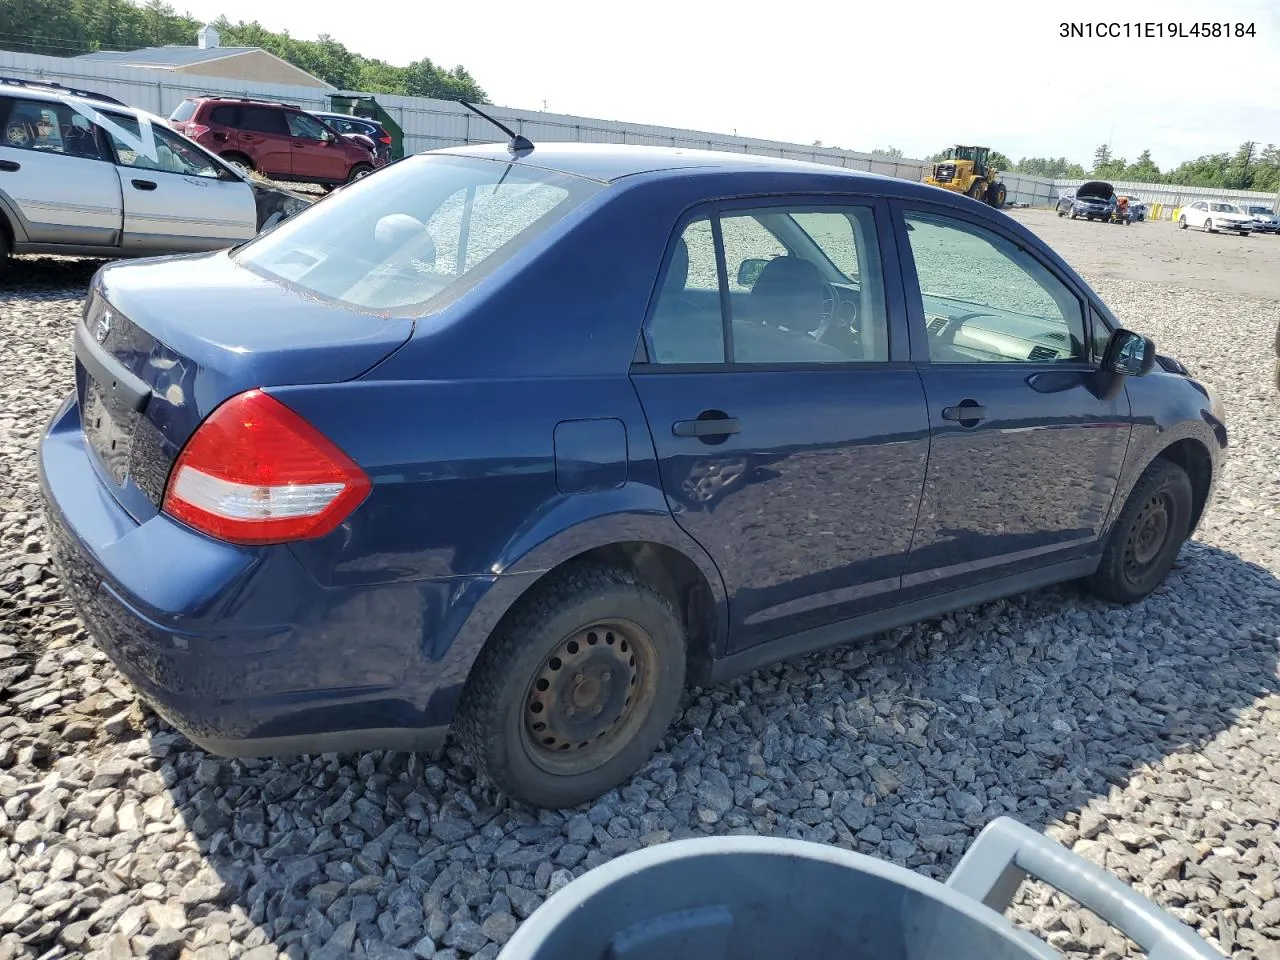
(169, 96, 377, 188)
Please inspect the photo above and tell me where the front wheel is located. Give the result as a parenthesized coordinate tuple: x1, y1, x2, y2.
(1178, 216, 1187, 229)
(454, 563, 687, 808)
(1087, 459, 1193, 604)
(1204, 218, 1214, 233)
(347, 163, 373, 183)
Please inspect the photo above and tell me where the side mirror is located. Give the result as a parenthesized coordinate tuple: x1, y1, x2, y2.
(1102, 328, 1156, 376)
(737, 258, 768, 288)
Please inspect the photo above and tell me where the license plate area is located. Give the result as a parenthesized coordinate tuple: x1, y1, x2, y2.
(83, 375, 139, 486)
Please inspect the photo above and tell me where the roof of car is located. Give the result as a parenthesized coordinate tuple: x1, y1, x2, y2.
(432, 142, 905, 186)
(5, 83, 143, 114)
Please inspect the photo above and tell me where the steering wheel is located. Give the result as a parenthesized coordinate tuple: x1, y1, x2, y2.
(5, 122, 30, 148)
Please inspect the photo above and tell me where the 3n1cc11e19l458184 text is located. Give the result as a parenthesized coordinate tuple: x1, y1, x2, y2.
(1060, 22, 1257, 39)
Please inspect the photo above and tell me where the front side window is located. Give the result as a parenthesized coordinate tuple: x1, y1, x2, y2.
(904, 212, 1086, 364)
(1, 97, 104, 159)
(646, 203, 889, 365)
(287, 112, 329, 141)
(103, 114, 222, 178)
(234, 154, 602, 316)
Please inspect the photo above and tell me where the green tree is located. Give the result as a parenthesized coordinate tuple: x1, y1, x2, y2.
(0, 0, 488, 100)
(1092, 143, 1112, 172)
(871, 145, 903, 157)
(1122, 149, 1161, 182)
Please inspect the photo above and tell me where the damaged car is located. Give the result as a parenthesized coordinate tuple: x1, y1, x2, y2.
(1056, 181, 1117, 221)
(0, 77, 312, 267)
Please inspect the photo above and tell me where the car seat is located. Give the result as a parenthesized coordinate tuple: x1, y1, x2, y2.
(744, 255, 826, 333)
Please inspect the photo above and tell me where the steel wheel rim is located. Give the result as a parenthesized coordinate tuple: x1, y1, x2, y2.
(1123, 491, 1173, 583)
(521, 618, 657, 775)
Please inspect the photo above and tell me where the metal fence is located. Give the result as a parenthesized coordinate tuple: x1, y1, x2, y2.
(7, 50, 1277, 216)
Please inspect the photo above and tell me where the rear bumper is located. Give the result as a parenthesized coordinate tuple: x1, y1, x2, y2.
(38, 393, 473, 758)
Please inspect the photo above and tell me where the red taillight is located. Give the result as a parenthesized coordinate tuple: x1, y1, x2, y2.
(186, 123, 210, 139)
(379, 135, 392, 144)
(162, 390, 371, 546)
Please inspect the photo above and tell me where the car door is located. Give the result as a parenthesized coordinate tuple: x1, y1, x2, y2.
(98, 111, 258, 253)
(1183, 202, 1205, 228)
(286, 110, 346, 182)
(0, 95, 122, 248)
(891, 201, 1132, 595)
(630, 198, 931, 653)
(235, 106, 292, 178)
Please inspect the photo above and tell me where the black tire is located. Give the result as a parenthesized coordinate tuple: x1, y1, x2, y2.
(986, 182, 1007, 207)
(347, 163, 373, 183)
(0, 223, 10, 272)
(1178, 216, 1187, 229)
(967, 181, 985, 202)
(1057, 208, 1065, 217)
(454, 562, 687, 808)
(1087, 459, 1193, 604)
(220, 152, 254, 175)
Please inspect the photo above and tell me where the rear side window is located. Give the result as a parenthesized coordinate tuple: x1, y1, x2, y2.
(233, 154, 603, 316)
(238, 106, 287, 135)
(646, 204, 889, 365)
(208, 105, 238, 126)
(1, 97, 105, 160)
(169, 100, 197, 123)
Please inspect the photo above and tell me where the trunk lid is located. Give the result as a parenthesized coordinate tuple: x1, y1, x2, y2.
(77, 251, 413, 523)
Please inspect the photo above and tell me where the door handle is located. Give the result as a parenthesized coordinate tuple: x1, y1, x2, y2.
(0, 160, 19, 172)
(673, 417, 740, 438)
(131, 179, 157, 191)
(942, 402, 987, 423)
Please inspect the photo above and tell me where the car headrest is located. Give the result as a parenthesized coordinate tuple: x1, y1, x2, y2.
(747, 256, 825, 332)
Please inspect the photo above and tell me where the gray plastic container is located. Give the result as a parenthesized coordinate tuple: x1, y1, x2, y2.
(496, 817, 1221, 960)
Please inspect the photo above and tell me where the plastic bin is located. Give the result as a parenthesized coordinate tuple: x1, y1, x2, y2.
(496, 817, 1221, 960)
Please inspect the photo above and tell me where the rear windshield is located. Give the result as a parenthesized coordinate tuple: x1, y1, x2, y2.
(169, 100, 197, 123)
(233, 154, 602, 316)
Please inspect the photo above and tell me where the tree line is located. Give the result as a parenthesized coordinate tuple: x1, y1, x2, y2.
(0, 0, 488, 102)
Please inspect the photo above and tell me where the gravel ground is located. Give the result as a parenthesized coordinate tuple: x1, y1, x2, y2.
(1, 210, 1279, 960)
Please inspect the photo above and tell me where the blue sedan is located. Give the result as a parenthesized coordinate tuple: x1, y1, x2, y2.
(40, 142, 1227, 809)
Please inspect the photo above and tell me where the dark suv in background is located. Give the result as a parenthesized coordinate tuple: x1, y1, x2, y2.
(311, 110, 394, 166)
(169, 96, 377, 188)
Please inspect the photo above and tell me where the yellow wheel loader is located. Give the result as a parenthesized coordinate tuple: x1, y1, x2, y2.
(924, 145, 1007, 207)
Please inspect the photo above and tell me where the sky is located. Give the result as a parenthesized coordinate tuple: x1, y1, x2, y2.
(171, 0, 1279, 169)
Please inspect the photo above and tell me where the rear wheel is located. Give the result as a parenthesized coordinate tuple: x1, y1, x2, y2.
(987, 182, 1007, 207)
(347, 163, 373, 183)
(1178, 215, 1187, 229)
(1087, 459, 1193, 604)
(0, 225, 9, 273)
(220, 152, 254, 176)
(454, 562, 687, 808)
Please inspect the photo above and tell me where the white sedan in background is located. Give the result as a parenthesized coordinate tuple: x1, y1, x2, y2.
(1178, 200, 1255, 235)
(0, 77, 312, 267)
